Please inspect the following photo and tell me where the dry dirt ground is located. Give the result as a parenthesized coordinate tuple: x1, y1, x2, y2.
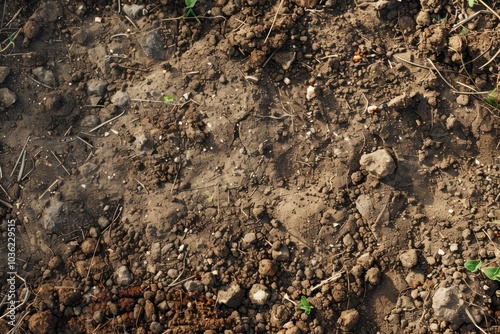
(0, 0, 499, 333)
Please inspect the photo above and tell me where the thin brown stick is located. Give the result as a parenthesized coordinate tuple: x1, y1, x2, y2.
(17, 149, 26, 182)
(76, 136, 94, 148)
(426, 58, 457, 90)
(10, 136, 30, 177)
(477, 0, 500, 21)
(50, 150, 71, 175)
(393, 55, 432, 69)
(85, 237, 101, 280)
(264, 0, 284, 44)
(26, 75, 53, 89)
(479, 48, 500, 70)
(0, 198, 12, 208)
(89, 110, 125, 133)
(38, 179, 59, 199)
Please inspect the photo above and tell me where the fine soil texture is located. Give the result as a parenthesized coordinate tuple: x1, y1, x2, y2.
(0, 0, 499, 333)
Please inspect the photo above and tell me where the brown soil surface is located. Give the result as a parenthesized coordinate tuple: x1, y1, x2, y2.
(0, 0, 499, 333)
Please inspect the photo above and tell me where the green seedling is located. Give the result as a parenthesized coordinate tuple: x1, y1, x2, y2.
(485, 88, 499, 109)
(460, 27, 468, 35)
(163, 95, 175, 103)
(298, 296, 313, 315)
(184, 0, 201, 24)
(464, 260, 500, 281)
(468, 0, 477, 7)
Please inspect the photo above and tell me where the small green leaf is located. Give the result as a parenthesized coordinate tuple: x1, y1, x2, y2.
(464, 260, 483, 272)
(485, 88, 499, 109)
(468, 0, 476, 7)
(485, 97, 499, 109)
(163, 96, 175, 103)
(298, 296, 312, 315)
(185, 0, 198, 9)
(460, 27, 467, 35)
(482, 267, 500, 281)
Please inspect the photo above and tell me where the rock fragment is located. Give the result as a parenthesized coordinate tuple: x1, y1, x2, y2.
(249, 284, 270, 305)
(87, 79, 108, 96)
(0, 66, 10, 83)
(400, 249, 418, 268)
(217, 283, 245, 308)
(0, 88, 16, 109)
(122, 4, 145, 18)
(28, 310, 56, 334)
(259, 259, 278, 277)
(111, 90, 130, 107)
(337, 308, 359, 331)
(140, 30, 166, 60)
(360, 149, 396, 179)
(32, 67, 56, 87)
(432, 287, 466, 326)
(115, 265, 134, 286)
(272, 242, 290, 262)
(365, 267, 381, 285)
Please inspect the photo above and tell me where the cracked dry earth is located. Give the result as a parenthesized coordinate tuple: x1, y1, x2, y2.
(0, 0, 499, 333)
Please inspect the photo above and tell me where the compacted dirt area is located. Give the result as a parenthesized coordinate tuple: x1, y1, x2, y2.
(0, 0, 499, 333)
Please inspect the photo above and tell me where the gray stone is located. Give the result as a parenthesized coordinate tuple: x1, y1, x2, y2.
(415, 11, 431, 26)
(242, 232, 257, 247)
(400, 249, 418, 268)
(122, 4, 145, 19)
(80, 238, 98, 255)
(144, 300, 155, 321)
(405, 269, 425, 288)
(32, 67, 56, 87)
(183, 280, 203, 292)
(167, 268, 178, 279)
(0, 88, 16, 109)
(217, 283, 245, 308)
(456, 95, 469, 106)
(337, 308, 359, 331)
(140, 30, 166, 60)
(97, 216, 110, 229)
(356, 253, 375, 269)
(115, 265, 134, 286)
(272, 244, 290, 262)
(365, 267, 381, 285)
(149, 242, 161, 261)
(360, 149, 396, 179)
(149, 321, 163, 334)
(87, 79, 108, 96)
(0, 66, 10, 83)
(80, 114, 100, 127)
(111, 90, 130, 107)
(259, 259, 278, 277)
(432, 287, 466, 326)
(249, 284, 270, 305)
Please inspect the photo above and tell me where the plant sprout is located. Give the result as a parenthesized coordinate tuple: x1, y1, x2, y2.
(184, 0, 201, 24)
(464, 260, 500, 281)
(298, 296, 313, 315)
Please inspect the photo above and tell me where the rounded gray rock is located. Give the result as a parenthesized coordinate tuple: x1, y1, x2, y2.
(115, 265, 134, 286)
(338, 308, 359, 331)
(249, 284, 270, 305)
(400, 249, 418, 268)
(360, 149, 396, 179)
(0, 88, 16, 108)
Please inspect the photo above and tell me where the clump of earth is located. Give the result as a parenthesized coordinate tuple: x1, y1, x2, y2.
(0, 0, 499, 333)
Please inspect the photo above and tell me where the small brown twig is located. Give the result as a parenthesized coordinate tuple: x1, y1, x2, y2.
(264, 0, 284, 44)
(477, 0, 500, 21)
(89, 110, 125, 133)
(10, 136, 30, 177)
(50, 150, 71, 176)
(38, 179, 59, 199)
